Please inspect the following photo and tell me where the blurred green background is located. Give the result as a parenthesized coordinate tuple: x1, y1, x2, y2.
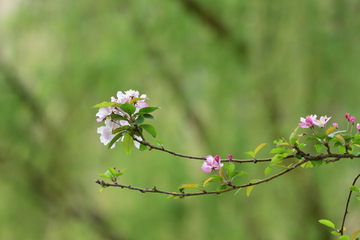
(1, 0, 360, 239)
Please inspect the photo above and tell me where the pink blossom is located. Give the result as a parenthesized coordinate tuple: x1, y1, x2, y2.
(299, 115, 317, 128)
(333, 123, 338, 129)
(314, 116, 331, 127)
(350, 116, 356, 125)
(357, 123, 360, 132)
(201, 155, 223, 173)
(228, 154, 233, 162)
(345, 113, 350, 120)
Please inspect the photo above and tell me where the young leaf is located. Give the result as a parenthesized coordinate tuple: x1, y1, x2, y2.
(270, 153, 289, 165)
(290, 138, 298, 145)
(178, 184, 200, 193)
(203, 177, 214, 187)
(351, 230, 360, 240)
(98, 186, 106, 193)
(140, 124, 157, 138)
(115, 168, 126, 177)
(156, 140, 163, 146)
(246, 180, 259, 197)
(98, 174, 111, 178)
(108, 167, 117, 176)
(319, 219, 335, 229)
(290, 126, 300, 140)
(357, 195, 360, 201)
(246, 186, 255, 197)
(270, 148, 290, 154)
(254, 143, 267, 155)
(331, 231, 341, 236)
(315, 133, 327, 139)
(120, 103, 136, 116)
(123, 132, 134, 156)
(326, 126, 336, 135)
(245, 151, 255, 158)
(338, 235, 351, 240)
(92, 101, 120, 108)
(264, 166, 272, 177)
(350, 185, 360, 192)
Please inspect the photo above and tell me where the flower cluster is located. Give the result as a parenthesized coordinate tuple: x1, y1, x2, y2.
(298, 115, 331, 129)
(96, 90, 148, 149)
(201, 155, 223, 172)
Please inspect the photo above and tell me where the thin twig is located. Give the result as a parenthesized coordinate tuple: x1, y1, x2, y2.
(340, 173, 360, 235)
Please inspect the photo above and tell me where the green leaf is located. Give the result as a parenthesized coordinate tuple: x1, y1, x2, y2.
(245, 151, 255, 158)
(202, 175, 223, 184)
(115, 168, 126, 177)
(140, 124, 157, 138)
(92, 101, 120, 108)
(98, 174, 111, 179)
(357, 195, 360, 201)
(108, 167, 117, 176)
(305, 137, 317, 141)
(216, 184, 228, 191)
(123, 132, 134, 156)
(333, 142, 343, 148)
(139, 144, 147, 151)
(270, 153, 289, 165)
(178, 183, 201, 193)
(120, 103, 136, 116)
(108, 132, 124, 149)
(331, 231, 341, 236)
(221, 163, 235, 173)
(136, 107, 160, 115)
(98, 186, 106, 193)
(110, 114, 128, 121)
(229, 171, 247, 179)
(315, 142, 325, 153)
(315, 133, 327, 139)
(270, 148, 290, 154)
(133, 115, 145, 125)
(311, 160, 323, 167)
(246, 185, 255, 197)
(290, 138, 298, 145)
(290, 126, 300, 140)
(319, 219, 335, 229)
(254, 143, 267, 155)
(350, 185, 360, 192)
(338, 235, 351, 240)
(339, 145, 346, 154)
(264, 166, 272, 177)
(156, 140, 163, 146)
(328, 130, 347, 138)
(143, 114, 155, 120)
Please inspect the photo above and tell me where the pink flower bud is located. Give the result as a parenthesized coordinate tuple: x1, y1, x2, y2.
(333, 123, 338, 129)
(214, 155, 220, 162)
(117, 170, 121, 172)
(357, 123, 360, 132)
(345, 113, 350, 120)
(350, 116, 356, 125)
(228, 154, 233, 162)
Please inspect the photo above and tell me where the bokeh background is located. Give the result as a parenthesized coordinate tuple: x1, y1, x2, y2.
(1, 0, 360, 239)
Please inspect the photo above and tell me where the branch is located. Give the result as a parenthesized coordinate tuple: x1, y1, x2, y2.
(95, 157, 309, 197)
(340, 173, 360, 235)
